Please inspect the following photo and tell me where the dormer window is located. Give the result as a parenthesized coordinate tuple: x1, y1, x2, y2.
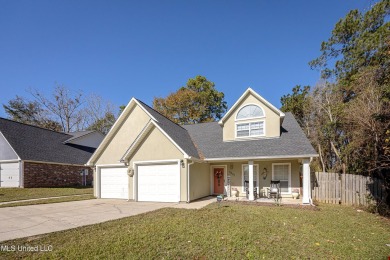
(235, 105, 265, 138)
(236, 105, 264, 119)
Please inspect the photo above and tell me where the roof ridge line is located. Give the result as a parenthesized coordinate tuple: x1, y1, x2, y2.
(63, 130, 99, 144)
(0, 117, 71, 136)
(183, 121, 218, 127)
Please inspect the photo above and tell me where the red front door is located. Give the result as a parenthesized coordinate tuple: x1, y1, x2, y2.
(213, 168, 224, 194)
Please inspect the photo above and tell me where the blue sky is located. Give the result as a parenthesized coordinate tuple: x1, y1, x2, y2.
(0, 0, 375, 117)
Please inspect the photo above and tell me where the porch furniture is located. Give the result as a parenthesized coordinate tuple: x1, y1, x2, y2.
(244, 181, 258, 200)
(260, 188, 266, 198)
(268, 180, 281, 199)
(292, 188, 300, 199)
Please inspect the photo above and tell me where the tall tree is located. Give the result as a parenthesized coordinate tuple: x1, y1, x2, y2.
(3, 85, 117, 134)
(30, 84, 85, 133)
(306, 0, 390, 210)
(154, 88, 199, 124)
(3, 96, 62, 131)
(86, 112, 116, 135)
(153, 75, 227, 124)
(311, 82, 346, 173)
(118, 105, 126, 116)
(309, 0, 390, 99)
(185, 75, 227, 122)
(280, 85, 311, 133)
(309, 0, 390, 173)
(343, 67, 390, 174)
(3, 96, 44, 124)
(84, 94, 116, 134)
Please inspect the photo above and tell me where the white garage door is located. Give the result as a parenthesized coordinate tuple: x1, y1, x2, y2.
(137, 163, 180, 202)
(0, 162, 20, 187)
(100, 167, 128, 199)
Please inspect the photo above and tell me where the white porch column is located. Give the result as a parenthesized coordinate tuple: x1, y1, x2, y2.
(302, 159, 311, 204)
(248, 161, 254, 201)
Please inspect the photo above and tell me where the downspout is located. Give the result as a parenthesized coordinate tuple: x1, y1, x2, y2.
(187, 160, 194, 203)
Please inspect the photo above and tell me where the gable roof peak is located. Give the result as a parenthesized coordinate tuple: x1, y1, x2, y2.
(87, 96, 200, 165)
(218, 87, 285, 125)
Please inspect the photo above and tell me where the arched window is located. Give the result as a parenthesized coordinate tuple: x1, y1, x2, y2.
(236, 105, 264, 119)
(235, 105, 265, 137)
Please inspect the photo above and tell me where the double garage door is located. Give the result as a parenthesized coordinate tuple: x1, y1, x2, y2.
(0, 162, 20, 187)
(100, 162, 180, 202)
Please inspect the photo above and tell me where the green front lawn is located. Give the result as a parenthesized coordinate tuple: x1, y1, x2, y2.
(0, 187, 93, 203)
(1, 202, 389, 259)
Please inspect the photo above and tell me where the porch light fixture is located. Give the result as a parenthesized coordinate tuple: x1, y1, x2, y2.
(127, 167, 134, 177)
(180, 160, 185, 168)
(262, 168, 268, 180)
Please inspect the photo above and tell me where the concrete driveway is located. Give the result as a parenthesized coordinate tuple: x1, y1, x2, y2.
(0, 197, 215, 242)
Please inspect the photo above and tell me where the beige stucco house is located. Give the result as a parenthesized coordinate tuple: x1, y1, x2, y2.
(87, 88, 318, 204)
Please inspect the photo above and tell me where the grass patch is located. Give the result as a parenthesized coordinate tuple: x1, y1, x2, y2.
(0, 187, 93, 203)
(0, 203, 389, 259)
(0, 195, 95, 208)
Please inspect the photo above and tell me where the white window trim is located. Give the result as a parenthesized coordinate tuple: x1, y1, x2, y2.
(235, 120, 266, 138)
(234, 104, 266, 139)
(235, 116, 265, 122)
(235, 103, 266, 120)
(241, 164, 259, 194)
(271, 163, 291, 194)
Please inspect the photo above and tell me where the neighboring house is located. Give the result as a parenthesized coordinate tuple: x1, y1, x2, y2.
(0, 118, 104, 188)
(88, 88, 318, 204)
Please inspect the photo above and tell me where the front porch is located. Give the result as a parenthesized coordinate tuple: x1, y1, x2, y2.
(208, 158, 312, 204)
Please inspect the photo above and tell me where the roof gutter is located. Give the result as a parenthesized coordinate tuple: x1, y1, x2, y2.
(24, 160, 89, 167)
(184, 156, 204, 163)
(203, 154, 319, 162)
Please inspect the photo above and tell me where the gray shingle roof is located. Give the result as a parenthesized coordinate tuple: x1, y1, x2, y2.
(183, 112, 317, 159)
(0, 118, 96, 164)
(136, 100, 200, 158)
(64, 130, 95, 143)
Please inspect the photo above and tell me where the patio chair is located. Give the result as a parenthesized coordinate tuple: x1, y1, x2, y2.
(244, 181, 258, 199)
(268, 180, 281, 199)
